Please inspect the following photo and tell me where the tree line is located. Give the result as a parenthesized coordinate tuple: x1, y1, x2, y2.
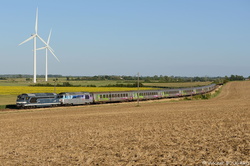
(0, 74, 247, 83)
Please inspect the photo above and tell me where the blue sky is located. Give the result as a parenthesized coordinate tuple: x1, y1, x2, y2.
(0, 0, 249, 77)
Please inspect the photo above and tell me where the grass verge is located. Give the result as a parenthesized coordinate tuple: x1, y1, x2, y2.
(184, 86, 222, 101)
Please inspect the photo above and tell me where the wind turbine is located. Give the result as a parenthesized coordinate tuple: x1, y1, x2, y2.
(37, 29, 60, 82)
(19, 8, 52, 83)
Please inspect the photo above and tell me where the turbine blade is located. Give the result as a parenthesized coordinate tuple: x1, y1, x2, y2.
(37, 46, 47, 50)
(37, 34, 55, 53)
(35, 8, 38, 34)
(47, 29, 52, 44)
(49, 46, 55, 53)
(48, 47, 60, 62)
(19, 35, 35, 46)
(37, 34, 48, 46)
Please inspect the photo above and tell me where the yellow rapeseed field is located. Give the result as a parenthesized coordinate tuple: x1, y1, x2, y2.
(0, 86, 153, 95)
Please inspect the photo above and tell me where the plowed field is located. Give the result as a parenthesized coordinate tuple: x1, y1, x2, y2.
(0, 81, 249, 165)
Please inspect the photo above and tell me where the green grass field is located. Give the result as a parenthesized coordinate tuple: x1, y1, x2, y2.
(0, 95, 17, 105)
(0, 78, 120, 87)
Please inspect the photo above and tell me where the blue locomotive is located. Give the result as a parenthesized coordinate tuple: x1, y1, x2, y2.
(16, 93, 60, 108)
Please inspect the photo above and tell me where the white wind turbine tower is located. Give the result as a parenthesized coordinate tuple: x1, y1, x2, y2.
(19, 8, 53, 83)
(37, 29, 60, 82)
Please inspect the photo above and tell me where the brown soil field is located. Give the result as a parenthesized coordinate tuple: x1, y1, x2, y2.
(0, 81, 249, 165)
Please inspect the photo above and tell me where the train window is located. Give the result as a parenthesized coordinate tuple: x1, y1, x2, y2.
(57, 95, 64, 99)
(73, 95, 81, 99)
(85, 95, 89, 99)
(30, 98, 37, 103)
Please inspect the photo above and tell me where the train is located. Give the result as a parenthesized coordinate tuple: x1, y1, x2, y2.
(16, 84, 217, 109)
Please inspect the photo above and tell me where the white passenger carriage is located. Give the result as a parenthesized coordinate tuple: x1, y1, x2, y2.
(131, 90, 162, 100)
(92, 91, 133, 103)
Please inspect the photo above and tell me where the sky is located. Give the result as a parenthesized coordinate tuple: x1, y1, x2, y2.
(0, 0, 249, 77)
